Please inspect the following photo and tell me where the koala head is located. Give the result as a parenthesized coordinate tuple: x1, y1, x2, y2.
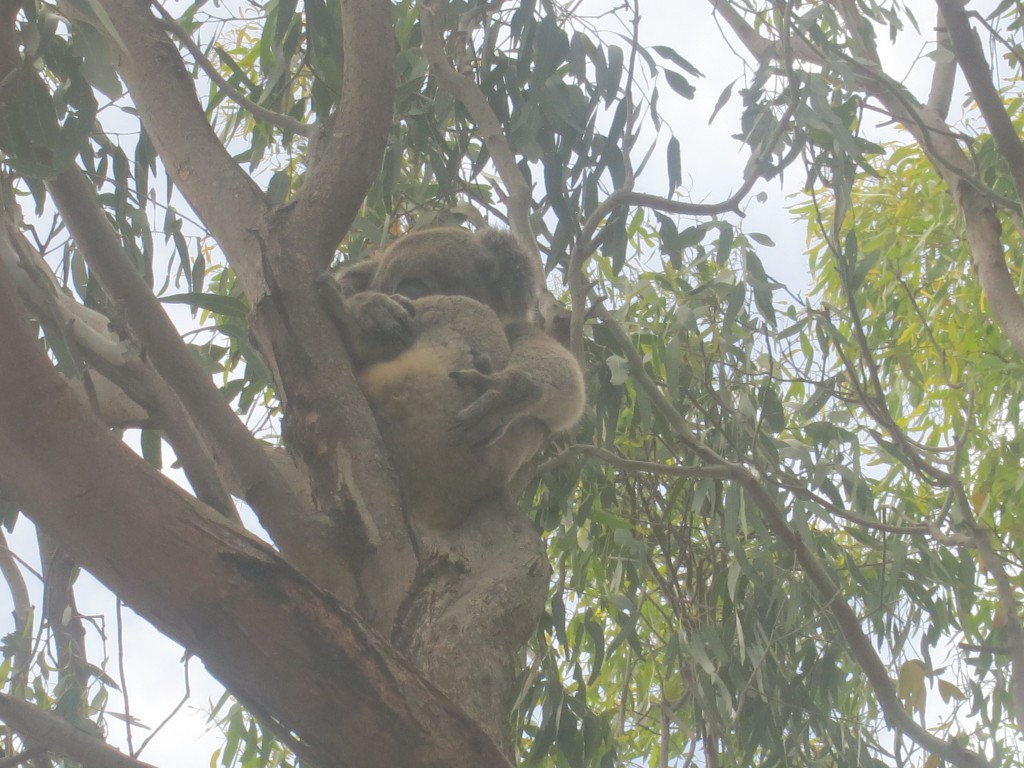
(369, 227, 542, 322)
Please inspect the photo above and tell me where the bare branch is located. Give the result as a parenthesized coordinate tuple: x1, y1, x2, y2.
(151, 1, 312, 138)
(284, 0, 394, 260)
(37, 533, 89, 709)
(928, 6, 956, 119)
(46, 169, 270, 520)
(540, 444, 736, 480)
(85, 0, 269, 300)
(938, 0, 1024, 205)
(0, 530, 32, 698)
(2, 222, 241, 509)
(419, 0, 536, 250)
(0, 692, 161, 768)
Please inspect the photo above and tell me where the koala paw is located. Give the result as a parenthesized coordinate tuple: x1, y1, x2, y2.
(349, 291, 417, 349)
(449, 368, 540, 446)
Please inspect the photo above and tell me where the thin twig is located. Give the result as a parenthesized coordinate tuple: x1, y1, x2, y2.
(418, 0, 536, 250)
(116, 599, 135, 756)
(539, 443, 736, 480)
(151, 1, 312, 137)
(136, 657, 190, 756)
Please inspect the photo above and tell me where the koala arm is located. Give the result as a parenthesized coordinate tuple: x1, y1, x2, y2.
(317, 265, 416, 367)
(450, 322, 584, 446)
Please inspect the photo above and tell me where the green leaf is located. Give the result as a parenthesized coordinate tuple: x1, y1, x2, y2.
(666, 136, 681, 194)
(663, 70, 695, 100)
(159, 293, 249, 318)
(306, 0, 343, 95)
(652, 45, 703, 77)
(141, 428, 163, 469)
(759, 384, 785, 433)
(71, 22, 123, 99)
(604, 44, 623, 104)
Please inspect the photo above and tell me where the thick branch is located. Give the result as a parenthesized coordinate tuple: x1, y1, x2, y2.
(43, 172, 368, 601)
(284, 0, 394, 259)
(65, 373, 150, 428)
(246, 256, 415, 629)
(46, 168, 297, 522)
(3, 222, 236, 510)
(85, 0, 269, 300)
(0, 692, 157, 768)
(0, 270, 510, 768)
(928, 6, 956, 119)
(0, 745, 50, 768)
(949, 177, 1024, 353)
(937, 0, 1024, 205)
(26, 5, 375, 601)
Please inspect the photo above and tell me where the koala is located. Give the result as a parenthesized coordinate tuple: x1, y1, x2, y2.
(319, 227, 584, 528)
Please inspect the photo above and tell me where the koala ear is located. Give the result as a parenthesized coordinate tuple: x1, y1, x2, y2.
(474, 229, 542, 319)
(332, 258, 378, 295)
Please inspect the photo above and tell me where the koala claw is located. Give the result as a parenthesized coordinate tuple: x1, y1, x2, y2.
(449, 367, 492, 390)
(450, 368, 540, 446)
(451, 390, 508, 447)
(353, 292, 417, 348)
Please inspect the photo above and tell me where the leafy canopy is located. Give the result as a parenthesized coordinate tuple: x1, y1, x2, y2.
(0, 0, 1022, 767)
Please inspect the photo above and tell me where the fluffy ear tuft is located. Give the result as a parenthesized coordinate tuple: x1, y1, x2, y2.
(473, 229, 542, 320)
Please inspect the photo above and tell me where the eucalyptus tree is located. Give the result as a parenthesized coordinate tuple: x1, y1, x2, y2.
(0, 1, 1020, 767)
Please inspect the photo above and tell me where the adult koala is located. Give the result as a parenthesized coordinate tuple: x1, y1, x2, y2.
(319, 227, 583, 529)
